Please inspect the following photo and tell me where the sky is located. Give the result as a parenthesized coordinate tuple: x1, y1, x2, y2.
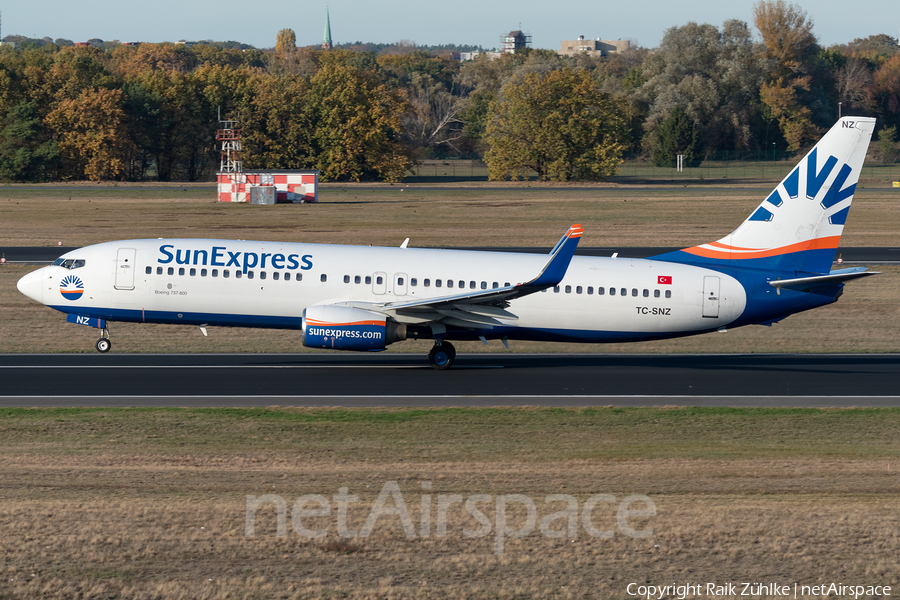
(3, 0, 898, 50)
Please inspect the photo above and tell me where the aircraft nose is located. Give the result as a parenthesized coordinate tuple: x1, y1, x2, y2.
(17, 268, 45, 304)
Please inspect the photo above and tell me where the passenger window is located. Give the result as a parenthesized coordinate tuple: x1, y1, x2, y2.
(273, 272, 280, 281)
(460, 281, 466, 289)
(643, 289, 649, 297)
(157, 267, 163, 275)
(355, 276, 361, 284)
(145, 266, 151, 274)
(235, 271, 242, 279)
(598, 287, 605, 295)
(481, 281, 487, 289)
(398, 277, 405, 286)
(376, 276, 382, 285)
(321, 274, 327, 282)
(665, 290, 672, 299)
(284, 272, 290, 281)
(424, 279, 431, 287)
(610, 287, 616, 296)
(565, 285, 572, 293)
(167, 267, 174, 275)
(554, 286, 560, 293)
(179, 268, 185, 276)
(632, 288, 638, 297)
(447, 280, 453, 289)
(621, 288, 627, 296)
(436, 280, 442, 288)
(201, 269, 207, 277)
(247, 271, 254, 280)
(212, 269, 219, 277)
(504, 282, 510, 287)
(576, 286, 583, 294)
(411, 278, 417, 286)
(189, 268, 196, 276)
(260, 272, 266, 280)
(654, 289, 660, 298)
(587, 286, 593, 295)
(365, 276, 371, 284)
(296, 273, 303, 281)
(492, 282, 499, 289)
(224, 270, 230, 278)
(344, 275, 350, 283)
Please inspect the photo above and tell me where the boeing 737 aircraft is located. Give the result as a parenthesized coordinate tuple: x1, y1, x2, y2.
(17, 117, 878, 369)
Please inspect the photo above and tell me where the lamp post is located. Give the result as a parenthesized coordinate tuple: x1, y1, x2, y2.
(772, 142, 776, 162)
(839, 102, 842, 119)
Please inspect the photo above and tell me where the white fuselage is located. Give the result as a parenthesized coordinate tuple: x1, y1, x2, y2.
(26, 239, 747, 343)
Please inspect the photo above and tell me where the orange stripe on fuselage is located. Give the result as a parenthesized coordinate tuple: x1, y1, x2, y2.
(305, 319, 385, 327)
(683, 236, 841, 260)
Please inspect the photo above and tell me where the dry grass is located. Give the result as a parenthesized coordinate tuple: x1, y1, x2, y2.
(0, 407, 899, 599)
(0, 182, 897, 248)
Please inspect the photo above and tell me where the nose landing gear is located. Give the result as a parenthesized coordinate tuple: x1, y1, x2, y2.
(95, 327, 111, 353)
(428, 341, 456, 370)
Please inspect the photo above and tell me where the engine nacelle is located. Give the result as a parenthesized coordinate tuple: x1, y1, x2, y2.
(302, 305, 406, 351)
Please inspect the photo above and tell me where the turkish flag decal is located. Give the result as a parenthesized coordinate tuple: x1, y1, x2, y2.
(658, 275, 672, 285)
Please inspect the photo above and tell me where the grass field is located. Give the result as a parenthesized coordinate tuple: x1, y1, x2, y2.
(1, 183, 899, 598)
(1, 406, 899, 599)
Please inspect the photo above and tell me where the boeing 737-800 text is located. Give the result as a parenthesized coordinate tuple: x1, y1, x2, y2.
(17, 117, 878, 369)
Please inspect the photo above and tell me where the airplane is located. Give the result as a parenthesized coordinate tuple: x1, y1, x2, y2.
(17, 117, 878, 369)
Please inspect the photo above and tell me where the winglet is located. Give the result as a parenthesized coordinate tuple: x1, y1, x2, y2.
(525, 224, 583, 289)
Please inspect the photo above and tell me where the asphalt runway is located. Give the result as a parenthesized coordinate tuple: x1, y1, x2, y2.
(4, 246, 900, 263)
(2, 353, 898, 407)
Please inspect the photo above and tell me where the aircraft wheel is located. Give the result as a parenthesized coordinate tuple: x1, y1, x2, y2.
(96, 338, 111, 353)
(428, 342, 455, 370)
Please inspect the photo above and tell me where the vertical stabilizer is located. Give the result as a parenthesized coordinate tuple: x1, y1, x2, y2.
(655, 117, 875, 274)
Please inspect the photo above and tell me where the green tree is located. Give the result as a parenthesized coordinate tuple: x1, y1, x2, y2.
(651, 106, 701, 167)
(484, 68, 626, 181)
(875, 126, 898, 164)
(0, 101, 59, 181)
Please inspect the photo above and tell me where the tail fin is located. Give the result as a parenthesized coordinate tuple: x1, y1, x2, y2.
(654, 117, 876, 274)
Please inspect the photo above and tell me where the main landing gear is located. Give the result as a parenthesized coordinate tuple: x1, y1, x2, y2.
(95, 327, 111, 353)
(428, 341, 456, 370)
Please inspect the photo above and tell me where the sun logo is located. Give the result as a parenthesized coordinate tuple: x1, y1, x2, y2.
(60, 275, 84, 301)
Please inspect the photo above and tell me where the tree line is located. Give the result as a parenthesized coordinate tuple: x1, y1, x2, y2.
(1, 0, 898, 183)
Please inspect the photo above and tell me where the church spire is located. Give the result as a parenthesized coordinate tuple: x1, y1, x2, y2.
(322, 7, 333, 49)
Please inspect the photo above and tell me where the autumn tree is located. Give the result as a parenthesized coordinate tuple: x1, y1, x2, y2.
(484, 68, 626, 181)
(275, 29, 297, 56)
(868, 54, 900, 130)
(45, 87, 133, 180)
(306, 63, 412, 181)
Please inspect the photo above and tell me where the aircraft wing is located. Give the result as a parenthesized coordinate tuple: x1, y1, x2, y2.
(340, 224, 584, 329)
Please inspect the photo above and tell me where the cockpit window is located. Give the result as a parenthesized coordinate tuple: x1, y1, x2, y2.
(52, 258, 86, 270)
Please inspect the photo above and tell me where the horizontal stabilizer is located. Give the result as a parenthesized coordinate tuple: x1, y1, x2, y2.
(768, 267, 879, 292)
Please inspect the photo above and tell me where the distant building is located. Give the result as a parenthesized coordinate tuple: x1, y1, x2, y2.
(500, 30, 531, 53)
(455, 50, 503, 61)
(0, 41, 17, 49)
(175, 40, 196, 48)
(322, 7, 333, 49)
(559, 36, 630, 57)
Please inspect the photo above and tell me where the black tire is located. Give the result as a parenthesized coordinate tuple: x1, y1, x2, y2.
(96, 338, 111, 353)
(428, 342, 456, 370)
